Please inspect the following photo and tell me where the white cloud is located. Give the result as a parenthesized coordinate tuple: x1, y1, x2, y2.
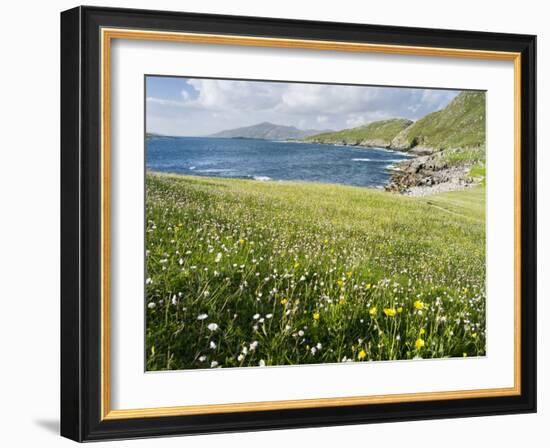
(146, 78, 461, 136)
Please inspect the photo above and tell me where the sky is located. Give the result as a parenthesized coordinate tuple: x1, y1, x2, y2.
(145, 76, 461, 137)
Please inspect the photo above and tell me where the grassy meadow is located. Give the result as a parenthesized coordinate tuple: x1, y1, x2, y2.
(145, 173, 486, 371)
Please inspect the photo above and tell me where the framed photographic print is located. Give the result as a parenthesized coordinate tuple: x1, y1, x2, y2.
(60, 6, 536, 441)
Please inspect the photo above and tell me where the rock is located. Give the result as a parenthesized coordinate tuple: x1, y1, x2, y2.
(385, 147, 483, 195)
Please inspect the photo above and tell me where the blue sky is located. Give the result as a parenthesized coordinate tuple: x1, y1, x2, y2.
(146, 76, 461, 137)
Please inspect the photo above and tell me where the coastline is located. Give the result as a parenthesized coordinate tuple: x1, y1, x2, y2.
(298, 139, 483, 197)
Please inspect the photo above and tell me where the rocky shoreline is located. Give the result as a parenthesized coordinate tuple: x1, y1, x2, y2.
(385, 148, 482, 197)
(299, 139, 483, 197)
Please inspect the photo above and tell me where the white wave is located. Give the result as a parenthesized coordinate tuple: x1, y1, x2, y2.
(253, 176, 272, 181)
(189, 166, 196, 170)
(352, 158, 372, 162)
(196, 168, 232, 173)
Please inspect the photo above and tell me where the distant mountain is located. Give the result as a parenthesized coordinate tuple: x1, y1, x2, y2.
(390, 91, 485, 152)
(209, 122, 331, 140)
(303, 118, 413, 148)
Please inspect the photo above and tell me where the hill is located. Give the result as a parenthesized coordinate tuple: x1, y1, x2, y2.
(391, 91, 485, 152)
(210, 122, 330, 140)
(303, 118, 413, 148)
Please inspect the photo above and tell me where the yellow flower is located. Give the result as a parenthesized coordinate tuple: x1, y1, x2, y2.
(346, 271, 352, 278)
(415, 338, 425, 350)
(280, 298, 288, 306)
(313, 312, 320, 321)
(369, 306, 377, 316)
(324, 239, 329, 244)
(471, 332, 477, 338)
(414, 300, 425, 310)
(358, 349, 366, 360)
(397, 306, 403, 313)
(383, 308, 397, 317)
(337, 280, 344, 287)
(419, 328, 426, 335)
(294, 262, 300, 269)
(339, 296, 346, 305)
(463, 352, 468, 357)
(365, 283, 372, 290)
(239, 238, 245, 244)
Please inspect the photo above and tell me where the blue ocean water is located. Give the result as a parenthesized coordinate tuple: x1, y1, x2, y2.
(146, 136, 412, 188)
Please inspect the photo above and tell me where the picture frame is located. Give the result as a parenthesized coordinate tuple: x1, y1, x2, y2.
(60, 5, 536, 441)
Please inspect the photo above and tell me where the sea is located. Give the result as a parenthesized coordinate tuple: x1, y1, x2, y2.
(146, 136, 412, 188)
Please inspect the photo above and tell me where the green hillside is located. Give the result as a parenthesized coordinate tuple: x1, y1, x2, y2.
(146, 173, 486, 370)
(391, 91, 486, 151)
(303, 118, 413, 147)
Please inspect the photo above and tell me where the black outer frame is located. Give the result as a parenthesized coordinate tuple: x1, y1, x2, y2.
(60, 5, 537, 442)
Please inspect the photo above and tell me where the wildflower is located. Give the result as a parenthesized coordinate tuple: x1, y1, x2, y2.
(358, 349, 366, 360)
(147, 302, 156, 309)
(249, 341, 259, 350)
(365, 283, 372, 290)
(280, 298, 288, 305)
(298, 330, 305, 337)
(310, 347, 317, 355)
(266, 313, 273, 319)
(346, 271, 352, 278)
(415, 338, 425, 350)
(383, 308, 397, 317)
(313, 312, 320, 321)
(369, 306, 377, 316)
(339, 296, 346, 305)
(463, 352, 468, 357)
(258, 359, 266, 367)
(207, 323, 218, 331)
(199, 355, 207, 362)
(145, 277, 152, 285)
(209, 341, 217, 349)
(215, 252, 222, 263)
(237, 354, 244, 361)
(294, 262, 300, 269)
(316, 343, 323, 350)
(414, 300, 425, 310)
(419, 328, 426, 335)
(471, 332, 478, 338)
(397, 306, 403, 313)
(197, 313, 208, 320)
(210, 361, 218, 368)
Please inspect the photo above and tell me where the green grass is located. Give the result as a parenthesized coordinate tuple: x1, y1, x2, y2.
(442, 147, 485, 166)
(145, 173, 486, 371)
(303, 118, 412, 146)
(391, 91, 486, 151)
